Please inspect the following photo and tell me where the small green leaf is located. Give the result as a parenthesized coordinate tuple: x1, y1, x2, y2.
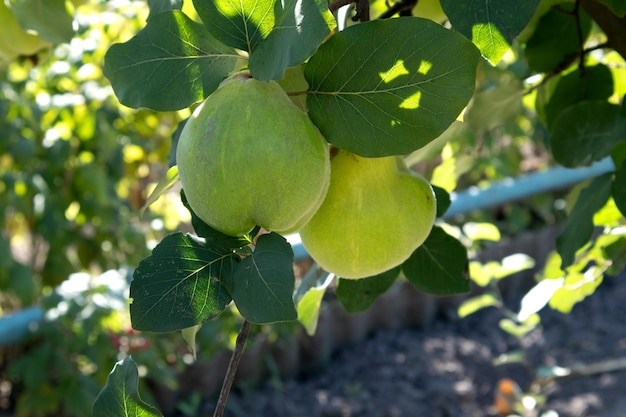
(295, 268, 335, 335)
(517, 278, 564, 321)
(140, 166, 179, 218)
(538, 64, 614, 129)
(551, 101, 623, 167)
(432, 185, 451, 218)
(465, 79, 525, 130)
(181, 324, 201, 360)
(305, 17, 479, 157)
(499, 313, 540, 338)
(104, 11, 239, 111)
(556, 173, 613, 268)
(130, 233, 235, 332)
(336, 267, 400, 314)
(613, 160, 626, 217)
(549, 268, 604, 313)
(440, 0, 540, 64)
(225, 233, 298, 324)
(249, 0, 336, 81)
(92, 356, 162, 417)
(192, 0, 274, 53)
(457, 293, 500, 318)
(524, 4, 591, 73)
(8, 0, 74, 44)
(462, 222, 501, 242)
(402, 226, 470, 295)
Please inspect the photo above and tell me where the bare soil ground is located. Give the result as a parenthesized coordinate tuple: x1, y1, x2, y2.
(201, 271, 626, 417)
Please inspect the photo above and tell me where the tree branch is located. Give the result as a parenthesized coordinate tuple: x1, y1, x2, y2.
(212, 320, 251, 417)
(581, 0, 626, 60)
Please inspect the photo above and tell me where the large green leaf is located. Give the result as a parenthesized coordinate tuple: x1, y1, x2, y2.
(556, 173, 613, 268)
(224, 233, 298, 324)
(440, 0, 540, 64)
(104, 11, 239, 111)
(130, 233, 235, 332)
(192, 0, 274, 53)
(336, 267, 400, 313)
(305, 17, 479, 157)
(249, 0, 336, 80)
(538, 64, 614, 129)
(551, 101, 624, 167)
(524, 4, 591, 73)
(8, 0, 74, 44)
(402, 226, 470, 295)
(92, 357, 162, 417)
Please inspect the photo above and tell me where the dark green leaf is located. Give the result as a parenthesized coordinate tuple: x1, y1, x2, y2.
(104, 11, 238, 111)
(92, 356, 162, 417)
(305, 17, 479, 157)
(603, 237, 626, 276)
(336, 267, 400, 313)
(130, 233, 235, 332)
(180, 190, 255, 250)
(8, 0, 74, 44)
(524, 4, 591, 73)
(192, 0, 273, 52)
(402, 226, 470, 295)
(597, 0, 626, 17)
(249, 0, 336, 81)
(432, 185, 451, 218)
(225, 233, 298, 324)
(551, 101, 623, 167)
(556, 173, 613, 268)
(440, 0, 540, 64)
(613, 160, 626, 217)
(538, 64, 614, 129)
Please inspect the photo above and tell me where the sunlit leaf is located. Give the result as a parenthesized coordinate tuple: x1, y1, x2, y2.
(499, 313, 540, 338)
(336, 267, 400, 313)
(295, 268, 335, 335)
(549, 267, 604, 313)
(92, 356, 162, 417)
(305, 17, 479, 157)
(440, 0, 540, 64)
(104, 11, 239, 111)
(224, 233, 298, 324)
(517, 278, 564, 321)
(457, 293, 500, 318)
(249, 0, 336, 81)
(192, 0, 274, 52)
(130, 233, 235, 332)
(556, 173, 613, 268)
(462, 222, 501, 242)
(181, 324, 201, 359)
(140, 166, 179, 218)
(402, 226, 470, 295)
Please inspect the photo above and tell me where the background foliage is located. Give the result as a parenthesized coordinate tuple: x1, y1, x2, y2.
(0, 0, 625, 416)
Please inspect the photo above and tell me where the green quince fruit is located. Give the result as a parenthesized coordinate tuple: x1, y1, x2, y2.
(176, 72, 330, 236)
(300, 150, 436, 279)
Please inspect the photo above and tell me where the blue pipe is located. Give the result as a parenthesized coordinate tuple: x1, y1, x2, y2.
(0, 157, 617, 345)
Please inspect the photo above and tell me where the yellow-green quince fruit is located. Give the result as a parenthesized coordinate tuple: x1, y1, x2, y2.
(300, 150, 436, 279)
(176, 71, 330, 236)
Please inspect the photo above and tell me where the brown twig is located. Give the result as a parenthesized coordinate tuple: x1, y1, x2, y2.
(379, 0, 418, 19)
(328, 0, 370, 22)
(212, 320, 251, 417)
